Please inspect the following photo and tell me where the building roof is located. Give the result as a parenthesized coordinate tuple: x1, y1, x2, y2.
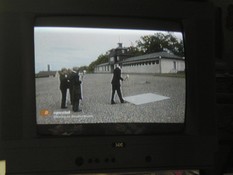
(95, 51, 185, 68)
(96, 62, 110, 67)
(121, 51, 184, 64)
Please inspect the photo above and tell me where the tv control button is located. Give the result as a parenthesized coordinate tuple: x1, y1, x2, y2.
(75, 157, 84, 166)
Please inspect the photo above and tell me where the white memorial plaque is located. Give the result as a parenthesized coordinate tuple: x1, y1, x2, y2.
(124, 93, 170, 105)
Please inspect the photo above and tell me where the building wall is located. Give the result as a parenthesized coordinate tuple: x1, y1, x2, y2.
(95, 59, 185, 74)
(95, 65, 111, 73)
(122, 62, 160, 74)
(161, 59, 185, 73)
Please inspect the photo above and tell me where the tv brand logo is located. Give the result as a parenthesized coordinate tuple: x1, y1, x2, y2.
(113, 142, 126, 148)
(40, 109, 52, 117)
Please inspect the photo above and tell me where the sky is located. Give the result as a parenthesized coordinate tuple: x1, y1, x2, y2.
(34, 27, 183, 73)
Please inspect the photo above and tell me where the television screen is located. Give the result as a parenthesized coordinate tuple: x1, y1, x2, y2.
(34, 26, 185, 136)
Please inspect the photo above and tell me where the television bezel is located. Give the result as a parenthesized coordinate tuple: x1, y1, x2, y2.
(0, 0, 217, 174)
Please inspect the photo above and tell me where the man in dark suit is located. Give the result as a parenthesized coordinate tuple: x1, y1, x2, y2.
(111, 64, 125, 104)
(70, 67, 82, 112)
(67, 69, 75, 105)
(59, 68, 69, 109)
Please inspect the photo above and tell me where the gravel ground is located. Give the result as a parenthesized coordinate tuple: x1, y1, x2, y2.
(36, 73, 185, 124)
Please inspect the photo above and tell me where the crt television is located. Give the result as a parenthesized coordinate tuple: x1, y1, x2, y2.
(0, 0, 217, 174)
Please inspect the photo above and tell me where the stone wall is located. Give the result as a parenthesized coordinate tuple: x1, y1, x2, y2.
(122, 62, 160, 74)
(161, 59, 185, 73)
(95, 59, 185, 74)
(94, 65, 111, 73)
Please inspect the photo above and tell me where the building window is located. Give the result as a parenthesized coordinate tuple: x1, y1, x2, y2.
(173, 61, 177, 70)
(110, 57, 114, 62)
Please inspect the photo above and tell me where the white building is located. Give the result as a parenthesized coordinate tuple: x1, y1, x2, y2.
(95, 51, 185, 74)
(94, 62, 111, 73)
(121, 52, 185, 74)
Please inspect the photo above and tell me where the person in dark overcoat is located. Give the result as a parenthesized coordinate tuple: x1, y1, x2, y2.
(70, 68, 82, 112)
(59, 68, 69, 108)
(67, 69, 75, 105)
(111, 64, 125, 104)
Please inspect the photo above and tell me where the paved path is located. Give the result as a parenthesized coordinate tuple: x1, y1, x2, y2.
(36, 73, 185, 124)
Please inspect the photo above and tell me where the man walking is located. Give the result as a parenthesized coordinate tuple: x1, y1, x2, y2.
(111, 64, 125, 104)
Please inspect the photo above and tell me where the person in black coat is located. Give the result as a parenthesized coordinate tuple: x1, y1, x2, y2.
(70, 68, 82, 112)
(67, 69, 75, 105)
(111, 64, 125, 104)
(59, 68, 69, 109)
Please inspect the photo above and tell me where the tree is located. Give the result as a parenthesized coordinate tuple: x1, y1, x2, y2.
(87, 54, 108, 73)
(78, 66, 88, 72)
(136, 32, 184, 57)
(126, 46, 143, 56)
